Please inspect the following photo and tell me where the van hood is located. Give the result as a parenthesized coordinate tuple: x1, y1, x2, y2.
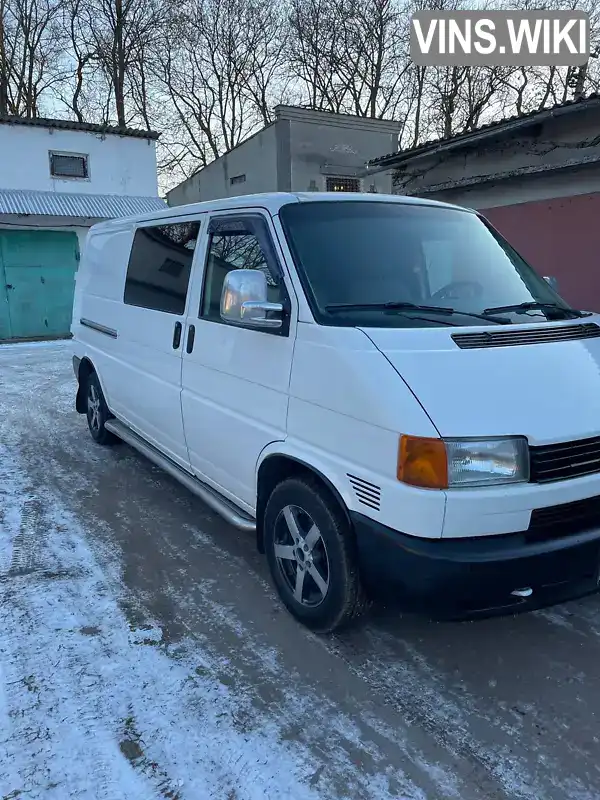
(360, 323, 600, 445)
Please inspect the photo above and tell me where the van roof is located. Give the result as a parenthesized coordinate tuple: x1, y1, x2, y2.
(89, 191, 471, 232)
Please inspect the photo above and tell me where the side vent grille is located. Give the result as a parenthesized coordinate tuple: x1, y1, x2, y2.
(347, 474, 381, 511)
(452, 323, 600, 350)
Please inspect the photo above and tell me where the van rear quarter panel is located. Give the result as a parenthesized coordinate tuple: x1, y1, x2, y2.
(73, 225, 133, 409)
(74, 223, 190, 464)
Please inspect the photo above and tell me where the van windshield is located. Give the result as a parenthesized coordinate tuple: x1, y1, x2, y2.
(279, 201, 579, 328)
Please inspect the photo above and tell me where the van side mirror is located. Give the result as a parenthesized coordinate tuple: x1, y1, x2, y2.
(220, 269, 283, 329)
(544, 275, 559, 292)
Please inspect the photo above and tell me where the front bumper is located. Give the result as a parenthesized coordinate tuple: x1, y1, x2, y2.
(351, 511, 600, 619)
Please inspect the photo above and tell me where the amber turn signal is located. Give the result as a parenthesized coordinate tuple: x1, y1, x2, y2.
(398, 435, 448, 489)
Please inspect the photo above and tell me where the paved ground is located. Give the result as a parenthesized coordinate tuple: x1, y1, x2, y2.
(1, 341, 600, 800)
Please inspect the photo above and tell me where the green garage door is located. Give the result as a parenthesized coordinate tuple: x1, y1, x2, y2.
(0, 230, 79, 340)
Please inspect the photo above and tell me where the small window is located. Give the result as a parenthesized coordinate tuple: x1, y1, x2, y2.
(200, 222, 281, 322)
(326, 176, 360, 192)
(50, 152, 89, 179)
(230, 174, 246, 186)
(124, 221, 200, 314)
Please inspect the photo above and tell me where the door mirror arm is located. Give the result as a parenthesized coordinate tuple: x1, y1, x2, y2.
(240, 300, 283, 328)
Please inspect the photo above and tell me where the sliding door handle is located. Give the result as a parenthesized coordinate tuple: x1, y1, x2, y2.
(186, 324, 195, 354)
(173, 321, 182, 349)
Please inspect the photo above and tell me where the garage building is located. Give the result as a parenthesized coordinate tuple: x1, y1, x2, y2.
(0, 116, 165, 341)
(167, 105, 401, 206)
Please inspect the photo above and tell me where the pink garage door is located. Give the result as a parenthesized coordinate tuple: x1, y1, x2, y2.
(481, 192, 600, 312)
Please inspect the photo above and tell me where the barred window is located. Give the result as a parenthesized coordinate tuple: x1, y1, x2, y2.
(50, 152, 89, 179)
(326, 177, 360, 192)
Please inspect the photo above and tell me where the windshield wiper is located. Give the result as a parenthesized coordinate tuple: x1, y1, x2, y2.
(483, 301, 592, 318)
(325, 301, 511, 324)
(325, 301, 455, 313)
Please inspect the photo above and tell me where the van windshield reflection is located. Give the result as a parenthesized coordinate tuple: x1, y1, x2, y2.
(279, 201, 579, 329)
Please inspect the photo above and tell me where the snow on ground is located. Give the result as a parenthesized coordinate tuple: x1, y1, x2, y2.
(0, 441, 325, 800)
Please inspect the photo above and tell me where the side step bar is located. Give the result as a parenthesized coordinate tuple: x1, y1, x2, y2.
(104, 419, 256, 533)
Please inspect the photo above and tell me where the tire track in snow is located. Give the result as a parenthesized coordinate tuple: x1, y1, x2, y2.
(319, 623, 600, 800)
(8, 496, 45, 577)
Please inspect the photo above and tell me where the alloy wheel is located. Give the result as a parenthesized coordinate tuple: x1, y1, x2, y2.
(273, 504, 330, 607)
(88, 383, 101, 433)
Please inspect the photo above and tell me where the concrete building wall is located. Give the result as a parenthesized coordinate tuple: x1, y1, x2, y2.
(167, 125, 278, 205)
(0, 124, 158, 197)
(166, 106, 402, 207)
(429, 165, 600, 211)
(282, 107, 400, 194)
(391, 106, 600, 203)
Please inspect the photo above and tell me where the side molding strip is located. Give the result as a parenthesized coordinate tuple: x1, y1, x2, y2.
(80, 318, 118, 339)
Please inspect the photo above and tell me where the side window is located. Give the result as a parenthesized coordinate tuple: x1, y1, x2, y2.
(124, 221, 200, 314)
(200, 220, 282, 322)
(422, 240, 454, 296)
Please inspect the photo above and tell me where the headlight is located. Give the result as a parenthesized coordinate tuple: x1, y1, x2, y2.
(398, 435, 529, 489)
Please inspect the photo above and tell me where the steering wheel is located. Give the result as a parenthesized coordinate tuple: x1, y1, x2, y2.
(431, 280, 484, 302)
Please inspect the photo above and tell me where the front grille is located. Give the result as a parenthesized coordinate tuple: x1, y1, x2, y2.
(452, 323, 600, 350)
(530, 436, 600, 483)
(528, 495, 600, 543)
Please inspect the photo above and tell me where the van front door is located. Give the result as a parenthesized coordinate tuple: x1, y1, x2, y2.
(113, 218, 203, 468)
(181, 212, 296, 512)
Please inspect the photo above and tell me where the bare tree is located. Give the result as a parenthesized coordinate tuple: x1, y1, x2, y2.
(287, 0, 350, 112)
(0, 0, 10, 114)
(0, 0, 66, 117)
(56, 0, 97, 121)
(62, 0, 164, 127)
(239, 0, 290, 126)
(2, 0, 599, 192)
(332, 0, 412, 119)
(154, 0, 287, 181)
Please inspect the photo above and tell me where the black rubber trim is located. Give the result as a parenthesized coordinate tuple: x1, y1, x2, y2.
(355, 516, 600, 561)
(351, 511, 600, 617)
(80, 318, 118, 338)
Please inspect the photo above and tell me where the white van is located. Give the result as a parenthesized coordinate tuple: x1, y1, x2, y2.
(71, 192, 600, 632)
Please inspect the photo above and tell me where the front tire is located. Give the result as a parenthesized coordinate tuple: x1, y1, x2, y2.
(85, 372, 117, 445)
(264, 477, 366, 633)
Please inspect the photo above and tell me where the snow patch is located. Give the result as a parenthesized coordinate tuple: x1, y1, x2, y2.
(0, 468, 324, 799)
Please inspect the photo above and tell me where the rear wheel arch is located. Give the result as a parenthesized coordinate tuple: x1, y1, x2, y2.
(75, 357, 95, 413)
(75, 358, 112, 417)
(256, 453, 351, 554)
